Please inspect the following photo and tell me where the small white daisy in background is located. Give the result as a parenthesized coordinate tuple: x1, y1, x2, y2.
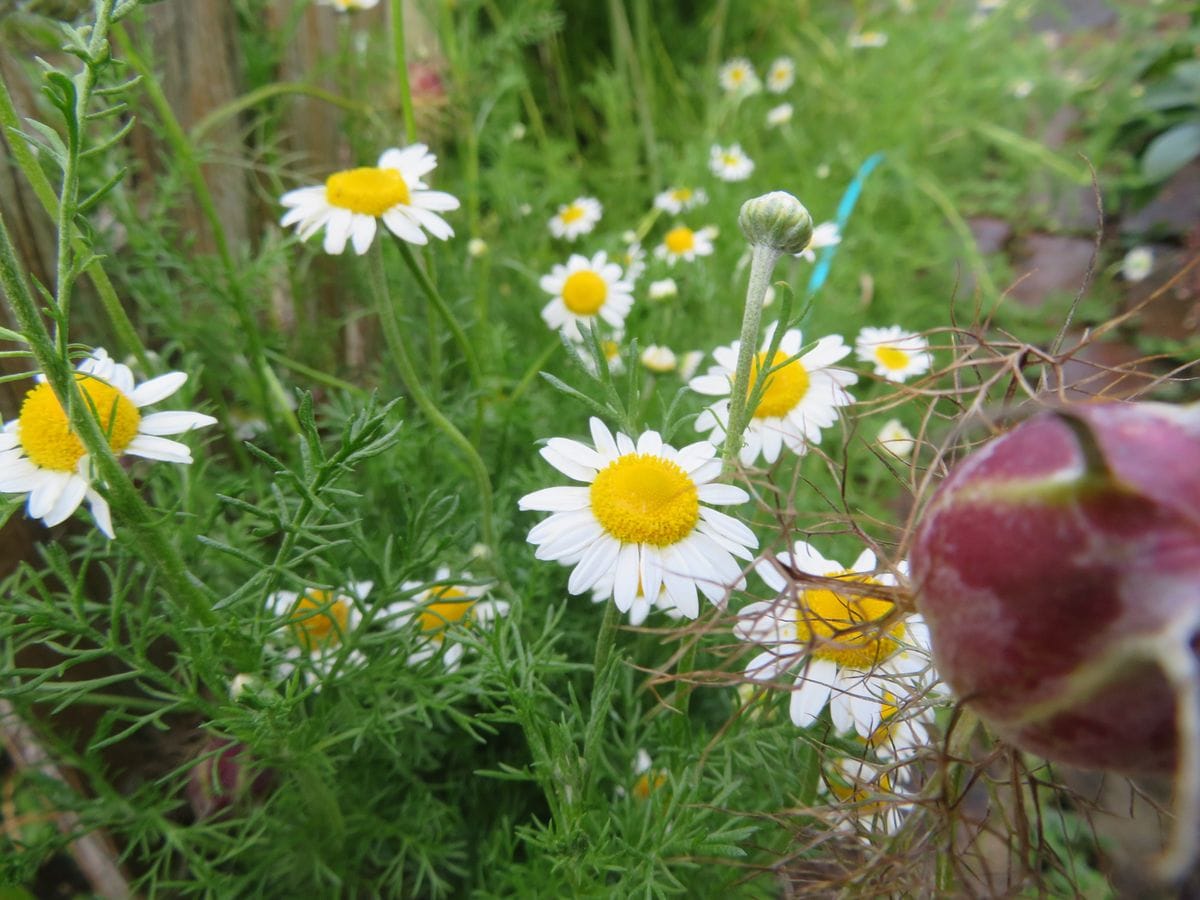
(677, 350, 705, 382)
(849, 30, 889, 49)
(467, 237, 488, 258)
(1009, 78, 1035, 99)
(265, 581, 373, 683)
(654, 186, 709, 216)
(896, 0, 915, 12)
(816, 163, 831, 179)
(316, 0, 380, 9)
(766, 103, 793, 128)
(518, 417, 758, 619)
(735, 541, 934, 738)
(0, 349, 216, 538)
(654, 225, 716, 265)
(640, 345, 677, 374)
(794, 221, 841, 262)
(280, 144, 459, 255)
(709, 144, 755, 182)
(718, 57, 761, 95)
(875, 419, 915, 461)
(621, 240, 647, 283)
(648, 278, 678, 301)
(385, 567, 508, 670)
(540, 252, 635, 340)
(766, 57, 796, 94)
(576, 330, 626, 377)
(689, 322, 858, 466)
(548, 196, 603, 241)
(1122, 246, 1154, 282)
(855, 326, 933, 382)
(632, 748, 668, 800)
(518, 202, 533, 217)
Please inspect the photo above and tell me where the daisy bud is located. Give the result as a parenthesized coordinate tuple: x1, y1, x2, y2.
(738, 191, 813, 257)
(186, 738, 273, 821)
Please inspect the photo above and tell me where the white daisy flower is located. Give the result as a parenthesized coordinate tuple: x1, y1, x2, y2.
(1122, 246, 1154, 282)
(1009, 78, 1035, 99)
(0, 348, 216, 538)
(734, 541, 933, 739)
(548, 196, 602, 241)
(265, 581, 373, 683)
(280, 144, 459, 255)
(766, 103, 793, 128)
(654, 225, 716, 265)
(766, 57, 795, 94)
(875, 419, 915, 461)
(317, 0, 380, 9)
(688, 322, 858, 466)
(822, 755, 913, 836)
(855, 326, 933, 383)
(717, 58, 761, 94)
(385, 567, 508, 670)
(467, 237, 489, 258)
(654, 187, 708, 216)
(640, 345, 677, 374)
(794, 221, 841, 262)
(620, 241, 647, 283)
(709, 144, 755, 182)
(815, 163, 831, 179)
(540, 252, 635, 340)
(518, 418, 758, 619)
(677, 350, 705, 382)
(849, 30, 889, 49)
(647, 278, 678, 301)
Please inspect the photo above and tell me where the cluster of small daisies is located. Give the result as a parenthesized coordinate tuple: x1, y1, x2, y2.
(715, 55, 798, 136)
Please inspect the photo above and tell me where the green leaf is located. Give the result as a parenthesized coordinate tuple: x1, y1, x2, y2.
(0, 494, 25, 531)
(1141, 121, 1200, 182)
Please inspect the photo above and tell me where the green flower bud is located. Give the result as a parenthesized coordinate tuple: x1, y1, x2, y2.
(738, 191, 813, 256)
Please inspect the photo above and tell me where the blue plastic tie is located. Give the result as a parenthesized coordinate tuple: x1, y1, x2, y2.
(805, 151, 885, 298)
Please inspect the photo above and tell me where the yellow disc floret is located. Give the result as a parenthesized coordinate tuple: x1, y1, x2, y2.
(562, 270, 608, 315)
(748, 351, 809, 419)
(664, 227, 695, 255)
(560, 204, 585, 224)
(18, 376, 141, 472)
(325, 167, 411, 216)
(795, 574, 904, 669)
(874, 346, 912, 371)
(590, 453, 699, 546)
(418, 585, 476, 635)
(288, 590, 351, 651)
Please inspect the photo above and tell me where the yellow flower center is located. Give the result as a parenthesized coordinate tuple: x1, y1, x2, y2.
(288, 590, 351, 652)
(602, 340, 621, 362)
(794, 573, 905, 669)
(874, 346, 912, 371)
(560, 204, 585, 224)
(590, 453, 699, 547)
(324, 167, 411, 217)
(664, 226, 695, 255)
(827, 766, 893, 812)
(748, 351, 809, 419)
(671, 188, 693, 203)
(729, 69, 746, 85)
(18, 376, 141, 472)
(561, 270, 608, 315)
(418, 585, 477, 635)
(722, 154, 739, 167)
(633, 770, 667, 800)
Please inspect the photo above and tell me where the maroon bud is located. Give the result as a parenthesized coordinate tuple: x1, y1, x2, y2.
(186, 737, 272, 820)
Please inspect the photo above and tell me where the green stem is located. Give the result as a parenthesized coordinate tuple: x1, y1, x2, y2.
(591, 600, 621, 681)
(368, 243, 497, 555)
(721, 245, 781, 466)
(389, 0, 418, 145)
(110, 25, 297, 438)
(395, 240, 484, 389)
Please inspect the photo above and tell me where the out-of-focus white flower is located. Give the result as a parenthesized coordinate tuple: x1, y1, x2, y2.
(718, 58, 762, 95)
(766, 103, 793, 128)
(709, 144, 755, 182)
(849, 30, 888, 49)
(876, 419, 915, 461)
(677, 350, 705, 382)
(648, 278, 678, 301)
(548, 196, 603, 241)
(640, 345, 677, 374)
(766, 57, 795, 94)
(1122, 246, 1154, 283)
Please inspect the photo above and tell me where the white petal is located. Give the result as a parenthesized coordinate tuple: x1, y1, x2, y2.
(612, 543, 640, 612)
(43, 474, 88, 526)
(382, 209, 429, 245)
(137, 411, 217, 436)
(789, 675, 833, 728)
(323, 210, 354, 254)
(567, 536, 619, 595)
(130, 372, 187, 407)
(545, 437, 606, 472)
(539, 445, 597, 483)
(125, 435, 193, 463)
(350, 215, 377, 255)
(589, 418, 618, 458)
(28, 470, 70, 519)
(518, 485, 591, 512)
(698, 507, 758, 550)
(86, 489, 114, 538)
(745, 648, 794, 683)
(696, 482, 749, 506)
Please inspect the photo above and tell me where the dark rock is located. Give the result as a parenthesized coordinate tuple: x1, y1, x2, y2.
(1008, 234, 1097, 306)
(1046, 338, 1161, 399)
(968, 217, 1012, 255)
(1121, 160, 1200, 238)
(1030, 0, 1117, 33)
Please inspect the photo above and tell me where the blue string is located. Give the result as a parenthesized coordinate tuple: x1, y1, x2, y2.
(805, 152, 885, 298)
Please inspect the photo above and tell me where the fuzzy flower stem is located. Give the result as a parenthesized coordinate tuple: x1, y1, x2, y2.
(591, 599, 622, 681)
(368, 243, 498, 556)
(721, 245, 781, 465)
(390, 0, 418, 145)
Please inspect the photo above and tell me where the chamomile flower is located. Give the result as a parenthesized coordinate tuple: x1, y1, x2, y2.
(654, 225, 716, 265)
(766, 103, 793, 128)
(519, 418, 758, 619)
(467, 237, 488, 258)
(875, 419, 915, 461)
(766, 57, 796, 93)
(540, 252, 634, 340)
(855, 326, 933, 383)
(317, 0, 380, 9)
(709, 144, 755, 182)
(794, 221, 841, 262)
(386, 567, 507, 670)
(548, 196, 602, 241)
(620, 240, 647, 283)
(689, 323, 857, 466)
(280, 144, 459, 255)
(735, 541, 933, 738)
(654, 187, 708, 216)
(1122, 246, 1154, 282)
(822, 756, 912, 836)
(718, 58, 761, 94)
(265, 581, 373, 683)
(849, 30, 889, 49)
(0, 348, 216, 538)
(648, 278, 678, 301)
(640, 345, 677, 374)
